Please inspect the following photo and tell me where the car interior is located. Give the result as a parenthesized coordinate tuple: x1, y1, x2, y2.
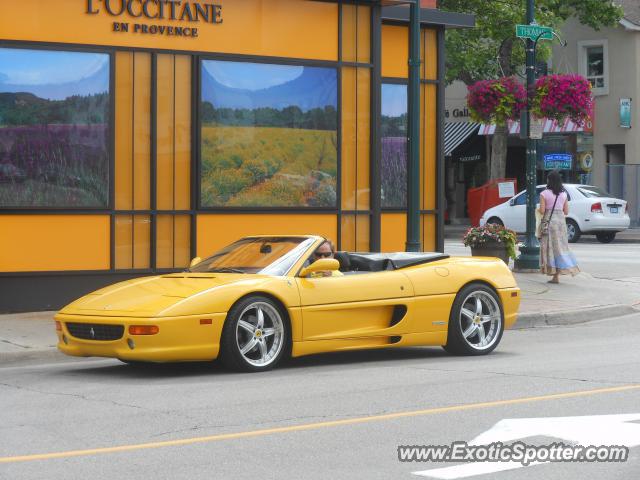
(332, 251, 449, 274)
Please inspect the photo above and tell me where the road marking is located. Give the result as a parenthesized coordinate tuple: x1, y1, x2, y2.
(1, 384, 639, 464)
(413, 413, 640, 478)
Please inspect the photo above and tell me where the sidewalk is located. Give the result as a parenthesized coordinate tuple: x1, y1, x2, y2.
(445, 223, 640, 243)
(2, 270, 639, 364)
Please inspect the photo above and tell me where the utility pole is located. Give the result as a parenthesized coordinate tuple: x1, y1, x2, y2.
(406, 0, 421, 252)
(515, 0, 540, 269)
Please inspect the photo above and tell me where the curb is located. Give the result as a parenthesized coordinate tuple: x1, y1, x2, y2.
(0, 348, 62, 366)
(513, 304, 639, 329)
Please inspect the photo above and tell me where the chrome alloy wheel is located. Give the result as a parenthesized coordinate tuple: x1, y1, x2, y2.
(459, 291, 502, 351)
(235, 302, 284, 367)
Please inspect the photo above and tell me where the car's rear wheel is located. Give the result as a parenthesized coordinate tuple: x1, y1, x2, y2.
(486, 217, 504, 226)
(566, 219, 581, 243)
(443, 283, 504, 356)
(220, 295, 289, 372)
(596, 232, 616, 243)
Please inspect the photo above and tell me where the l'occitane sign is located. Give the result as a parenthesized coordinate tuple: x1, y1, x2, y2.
(86, 0, 223, 38)
(0, 0, 338, 60)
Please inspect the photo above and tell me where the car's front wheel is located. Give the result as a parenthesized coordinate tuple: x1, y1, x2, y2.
(566, 219, 581, 243)
(596, 232, 616, 243)
(220, 295, 290, 372)
(486, 217, 504, 226)
(443, 283, 504, 356)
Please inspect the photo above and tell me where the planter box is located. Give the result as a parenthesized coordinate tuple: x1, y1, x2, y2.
(470, 240, 510, 264)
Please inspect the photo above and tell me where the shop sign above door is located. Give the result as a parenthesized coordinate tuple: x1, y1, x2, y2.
(86, 0, 223, 38)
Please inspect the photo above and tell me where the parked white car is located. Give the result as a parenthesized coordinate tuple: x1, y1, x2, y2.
(479, 184, 630, 243)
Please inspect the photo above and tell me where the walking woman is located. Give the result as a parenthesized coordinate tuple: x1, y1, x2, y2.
(538, 170, 580, 283)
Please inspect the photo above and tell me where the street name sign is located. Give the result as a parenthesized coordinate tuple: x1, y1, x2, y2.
(516, 24, 553, 41)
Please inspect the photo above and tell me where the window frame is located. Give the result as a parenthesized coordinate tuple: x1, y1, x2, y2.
(0, 42, 115, 211)
(196, 56, 341, 212)
(578, 39, 609, 97)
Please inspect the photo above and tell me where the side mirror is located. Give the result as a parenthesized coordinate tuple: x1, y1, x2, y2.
(509, 199, 515, 206)
(190, 257, 202, 268)
(299, 258, 340, 277)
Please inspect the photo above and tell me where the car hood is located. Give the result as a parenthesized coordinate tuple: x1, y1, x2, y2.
(59, 273, 260, 317)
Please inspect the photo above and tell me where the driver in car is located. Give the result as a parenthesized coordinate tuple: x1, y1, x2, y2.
(307, 240, 343, 278)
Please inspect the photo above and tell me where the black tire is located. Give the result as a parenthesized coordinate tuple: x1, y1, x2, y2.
(566, 219, 581, 243)
(486, 217, 504, 226)
(595, 232, 616, 243)
(220, 295, 290, 372)
(443, 283, 504, 356)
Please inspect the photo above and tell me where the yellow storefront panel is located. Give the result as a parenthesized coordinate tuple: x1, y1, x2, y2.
(115, 51, 134, 210)
(381, 213, 406, 253)
(341, 5, 357, 62)
(356, 68, 371, 211)
(133, 215, 151, 269)
(357, 6, 371, 64)
(197, 214, 337, 256)
(174, 56, 192, 211)
(174, 215, 192, 268)
(157, 54, 176, 210)
(115, 215, 134, 269)
(156, 214, 174, 269)
(0, 0, 338, 61)
(340, 214, 369, 253)
(115, 215, 151, 269)
(422, 214, 436, 252)
(422, 84, 437, 211)
(423, 29, 438, 81)
(382, 25, 408, 78)
(133, 53, 152, 211)
(0, 216, 109, 272)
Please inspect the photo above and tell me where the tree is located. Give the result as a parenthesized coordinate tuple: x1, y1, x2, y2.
(440, 0, 623, 179)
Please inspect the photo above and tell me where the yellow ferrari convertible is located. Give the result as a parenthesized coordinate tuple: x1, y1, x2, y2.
(56, 235, 520, 372)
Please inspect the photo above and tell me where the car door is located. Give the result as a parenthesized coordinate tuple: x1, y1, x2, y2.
(504, 187, 544, 233)
(296, 271, 414, 341)
(501, 192, 527, 232)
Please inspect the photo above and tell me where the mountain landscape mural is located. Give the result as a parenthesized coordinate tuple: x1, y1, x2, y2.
(0, 48, 110, 208)
(200, 60, 338, 208)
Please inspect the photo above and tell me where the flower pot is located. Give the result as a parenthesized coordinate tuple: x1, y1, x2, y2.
(470, 240, 510, 264)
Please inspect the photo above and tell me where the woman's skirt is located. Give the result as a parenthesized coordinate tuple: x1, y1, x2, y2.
(539, 212, 580, 276)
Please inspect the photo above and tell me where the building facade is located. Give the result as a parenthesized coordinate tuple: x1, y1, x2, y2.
(554, 0, 640, 226)
(0, 0, 471, 311)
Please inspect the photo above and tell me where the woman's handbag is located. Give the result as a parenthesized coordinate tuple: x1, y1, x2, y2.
(535, 209, 543, 238)
(539, 193, 559, 237)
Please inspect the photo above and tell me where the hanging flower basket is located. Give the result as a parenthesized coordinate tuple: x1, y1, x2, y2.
(531, 74, 593, 126)
(466, 77, 527, 125)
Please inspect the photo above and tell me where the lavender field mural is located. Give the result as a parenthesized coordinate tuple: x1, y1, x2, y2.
(381, 84, 407, 208)
(0, 48, 110, 207)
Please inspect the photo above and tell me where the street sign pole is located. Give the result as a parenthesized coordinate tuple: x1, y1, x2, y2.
(515, 0, 541, 270)
(406, 0, 421, 252)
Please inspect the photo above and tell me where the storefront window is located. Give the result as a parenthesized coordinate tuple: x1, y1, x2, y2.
(199, 60, 338, 208)
(0, 47, 110, 208)
(381, 83, 407, 208)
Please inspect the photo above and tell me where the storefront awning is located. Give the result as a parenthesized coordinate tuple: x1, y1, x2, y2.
(444, 121, 479, 157)
(478, 118, 589, 135)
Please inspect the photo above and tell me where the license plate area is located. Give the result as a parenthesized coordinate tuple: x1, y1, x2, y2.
(610, 207, 619, 214)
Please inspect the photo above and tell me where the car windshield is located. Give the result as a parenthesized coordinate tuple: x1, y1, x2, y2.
(188, 237, 316, 275)
(578, 185, 612, 198)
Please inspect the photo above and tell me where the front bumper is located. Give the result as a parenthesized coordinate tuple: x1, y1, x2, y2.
(55, 312, 226, 362)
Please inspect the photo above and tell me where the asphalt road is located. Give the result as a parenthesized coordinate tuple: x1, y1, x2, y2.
(1, 312, 639, 480)
(444, 240, 640, 280)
